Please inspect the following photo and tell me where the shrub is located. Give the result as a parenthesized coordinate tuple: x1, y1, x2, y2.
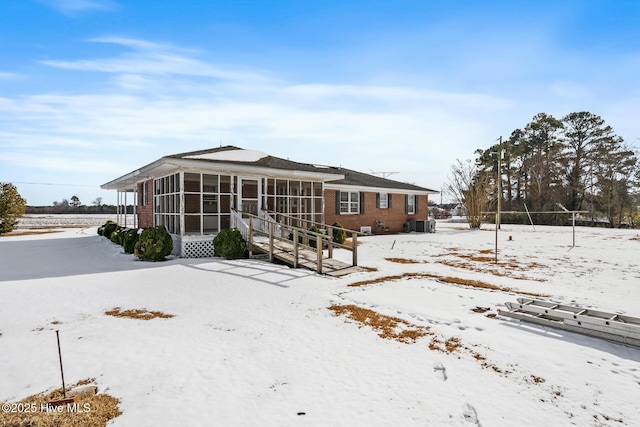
(332, 222, 346, 245)
(134, 225, 173, 261)
(123, 228, 140, 254)
(308, 225, 326, 249)
(110, 227, 128, 245)
(213, 228, 247, 259)
(287, 231, 304, 244)
(109, 228, 119, 243)
(102, 221, 118, 239)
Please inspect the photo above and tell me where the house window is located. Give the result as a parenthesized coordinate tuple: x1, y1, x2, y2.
(340, 191, 359, 214)
(141, 182, 148, 206)
(406, 195, 416, 214)
(379, 193, 388, 209)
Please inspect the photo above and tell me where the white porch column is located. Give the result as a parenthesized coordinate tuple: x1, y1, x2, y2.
(116, 191, 121, 225)
(133, 189, 137, 228)
(179, 171, 185, 236)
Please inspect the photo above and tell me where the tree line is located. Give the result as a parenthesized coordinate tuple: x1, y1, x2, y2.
(449, 111, 640, 228)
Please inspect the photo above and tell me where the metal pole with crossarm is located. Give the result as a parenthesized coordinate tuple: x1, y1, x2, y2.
(495, 136, 503, 263)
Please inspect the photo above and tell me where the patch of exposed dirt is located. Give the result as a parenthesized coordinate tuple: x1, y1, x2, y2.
(528, 375, 546, 384)
(0, 378, 121, 427)
(329, 303, 568, 414)
(328, 304, 433, 344)
(384, 257, 425, 264)
(429, 336, 463, 353)
(433, 248, 548, 281)
(593, 414, 624, 424)
(329, 304, 514, 377)
(348, 275, 406, 288)
(348, 272, 550, 298)
(105, 307, 174, 320)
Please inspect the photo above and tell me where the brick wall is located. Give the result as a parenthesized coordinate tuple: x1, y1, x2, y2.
(137, 179, 154, 228)
(324, 190, 429, 233)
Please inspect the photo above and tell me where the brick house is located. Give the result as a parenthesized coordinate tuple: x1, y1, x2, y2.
(101, 146, 437, 257)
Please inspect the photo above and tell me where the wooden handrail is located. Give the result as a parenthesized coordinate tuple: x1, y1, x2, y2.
(264, 210, 367, 236)
(233, 209, 359, 270)
(236, 210, 355, 250)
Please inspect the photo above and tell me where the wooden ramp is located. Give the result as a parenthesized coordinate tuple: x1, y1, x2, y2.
(250, 239, 365, 277)
(233, 209, 367, 277)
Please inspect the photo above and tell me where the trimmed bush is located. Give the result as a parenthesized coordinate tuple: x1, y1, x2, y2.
(110, 226, 128, 245)
(134, 225, 173, 261)
(123, 228, 140, 254)
(332, 222, 346, 245)
(213, 228, 247, 259)
(109, 228, 119, 243)
(102, 221, 118, 239)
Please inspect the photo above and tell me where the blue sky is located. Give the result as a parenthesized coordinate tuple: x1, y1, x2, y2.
(1, 0, 639, 206)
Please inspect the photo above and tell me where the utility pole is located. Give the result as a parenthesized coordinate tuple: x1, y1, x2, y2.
(497, 136, 502, 230)
(495, 136, 503, 263)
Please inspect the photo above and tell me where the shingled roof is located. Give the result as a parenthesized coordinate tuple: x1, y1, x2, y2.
(168, 146, 436, 193)
(166, 146, 337, 176)
(103, 146, 437, 193)
(323, 166, 435, 192)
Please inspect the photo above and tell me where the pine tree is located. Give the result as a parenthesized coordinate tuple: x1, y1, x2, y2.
(0, 182, 27, 234)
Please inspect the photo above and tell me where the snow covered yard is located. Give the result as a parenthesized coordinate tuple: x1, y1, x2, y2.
(1, 222, 639, 426)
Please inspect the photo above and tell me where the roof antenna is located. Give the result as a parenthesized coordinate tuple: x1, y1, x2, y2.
(370, 169, 399, 179)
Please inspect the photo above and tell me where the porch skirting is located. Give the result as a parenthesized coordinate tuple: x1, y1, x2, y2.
(172, 234, 215, 258)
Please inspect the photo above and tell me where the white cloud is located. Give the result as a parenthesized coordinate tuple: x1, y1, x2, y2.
(0, 83, 507, 193)
(40, 38, 273, 83)
(8, 36, 608, 204)
(42, 0, 116, 13)
(1, 151, 123, 174)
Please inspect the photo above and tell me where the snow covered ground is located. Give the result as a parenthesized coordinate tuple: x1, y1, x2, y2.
(16, 214, 132, 229)
(1, 221, 639, 426)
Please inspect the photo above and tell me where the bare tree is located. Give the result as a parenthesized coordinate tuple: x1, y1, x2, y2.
(445, 159, 491, 229)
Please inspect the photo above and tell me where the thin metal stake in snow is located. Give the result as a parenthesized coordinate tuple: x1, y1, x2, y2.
(55, 330, 67, 398)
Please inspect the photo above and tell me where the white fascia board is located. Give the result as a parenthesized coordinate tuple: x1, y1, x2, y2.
(164, 158, 344, 181)
(101, 158, 173, 190)
(324, 182, 438, 195)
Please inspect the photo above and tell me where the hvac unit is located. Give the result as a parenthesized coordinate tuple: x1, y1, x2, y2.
(409, 219, 424, 232)
(409, 220, 433, 232)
